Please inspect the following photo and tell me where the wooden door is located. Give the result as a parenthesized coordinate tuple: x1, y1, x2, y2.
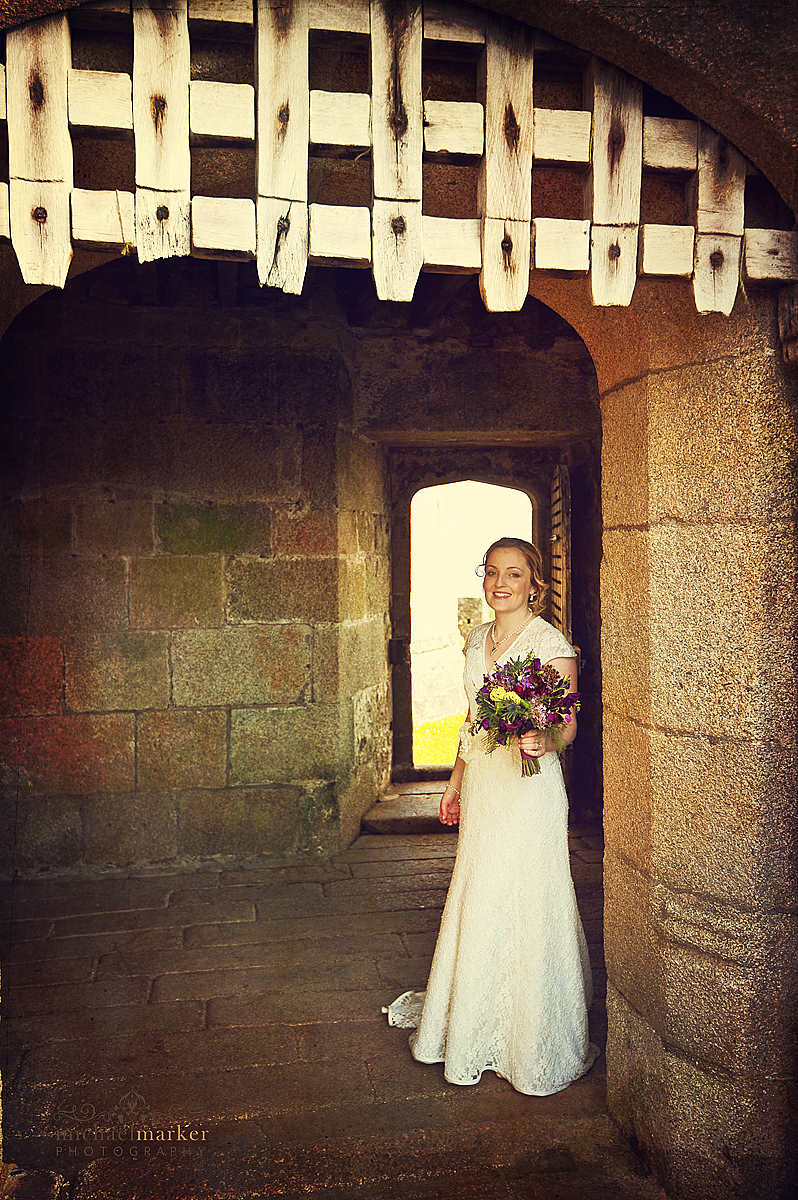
(549, 464, 572, 643)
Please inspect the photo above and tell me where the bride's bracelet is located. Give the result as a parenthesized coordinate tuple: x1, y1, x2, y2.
(444, 784, 460, 798)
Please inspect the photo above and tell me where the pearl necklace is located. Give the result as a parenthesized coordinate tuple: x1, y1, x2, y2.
(490, 611, 532, 656)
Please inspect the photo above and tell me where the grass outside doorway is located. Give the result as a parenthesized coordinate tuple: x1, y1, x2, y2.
(412, 712, 464, 767)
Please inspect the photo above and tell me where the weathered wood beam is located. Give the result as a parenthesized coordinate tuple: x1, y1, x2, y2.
(0, 64, 7, 122)
(310, 0, 369, 34)
(370, 1, 423, 301)
(584, 58, 642, 306)
(256, 0, 309, 203)
(188, 0, 254, 25)
(132, 0, 191, 262)
(533, 108, 590, 164)
(478, 15, 534, 222)
(192, 195, 256, 258)
(422, 214, 481, 273)
(258, 195, 309, 291)
(693, 233, 741, 315)
(688, 123, 746, 237)
(256, 0, 309, 293)
(743, 229, 798, 284)
(71, 187, 135, 249)
(480, 216, 530, 311)
(7, 14, 73, 286)
(643, 116, 697, 171)
(423, 100, 483, 157)
(477, 14, 534, 311)
(309, 90, 371, 151)
(189, 80, 254, 141)
(370, 0, 423, 202)
(638, 223, 694, 276)
(533, 217, 589, 272)
(372, 198, 423, 301)
(68, 68, 133, 131)
(309, 202, 371, 266)
(423, 1, 485, 43)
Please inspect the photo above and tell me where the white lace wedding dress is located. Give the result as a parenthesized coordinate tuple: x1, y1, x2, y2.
(387, 617, 599, 1096)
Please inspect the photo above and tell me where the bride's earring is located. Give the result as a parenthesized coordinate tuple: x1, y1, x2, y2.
(529, 591, 537, 603)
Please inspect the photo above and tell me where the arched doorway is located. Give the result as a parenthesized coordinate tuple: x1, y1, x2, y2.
(409, 480, 533, 768)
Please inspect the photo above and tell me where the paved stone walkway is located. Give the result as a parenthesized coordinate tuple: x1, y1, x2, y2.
(0, 827, 668, 1200)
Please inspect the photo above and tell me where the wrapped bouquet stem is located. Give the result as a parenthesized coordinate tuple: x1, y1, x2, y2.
(469, 652, 580, 778)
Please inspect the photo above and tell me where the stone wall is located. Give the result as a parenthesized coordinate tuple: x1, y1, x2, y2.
(0, 259, 391, 870)
(527, 272, 798, 1198)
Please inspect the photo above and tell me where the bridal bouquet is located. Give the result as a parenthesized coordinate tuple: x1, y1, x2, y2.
(469, 652, 580, 777)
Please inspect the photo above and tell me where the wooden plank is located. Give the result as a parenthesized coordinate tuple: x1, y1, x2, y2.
(423, 100, 483, 157)
(692, 232, 741, 315)
(638, 223, 694, 277)
(192, 195, 256, 257)
(68, 68, 133, 131)
(477, 14, 534, 221)
(479, 216, 530, 311)
(189, 0, 254, 24)
(687, 122, 746, 236)
(133, 1, 190, 260)
(190, 80, 255, 141)
(533, 108, 591, 164)
(422, 214, 480, 273)
(0, 64, 6, 122)
(372, 198, 423, 300)
(257, 195, 308, 292)
(6, 14, 72, 184)
(256, 0, 309, 203)
(309, 90, 371, 150)
(370, 0, 423, 202)
(309, 0, 369, 34)
(136, 190, 191, 261)
(643, 116, 697, 171)
(743, 228, 798, 283)
(423, 1, 485, 43)
(583, 58, 643, 226)
(590, 224, 638, 306)
(533, 217, 590, 272)
(10, 179, 72, 285)
(71, 187, 135, 248)
(6, 15, 72, 287)
(0, 183, 10, 239)
(309, 202, 371, 265)
(132, 1, 190, 192)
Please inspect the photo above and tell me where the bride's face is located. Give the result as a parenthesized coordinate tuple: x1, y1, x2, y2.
(483, 548, 533, 618)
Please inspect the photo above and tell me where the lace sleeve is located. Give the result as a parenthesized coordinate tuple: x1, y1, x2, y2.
(535, 621, 577, 666)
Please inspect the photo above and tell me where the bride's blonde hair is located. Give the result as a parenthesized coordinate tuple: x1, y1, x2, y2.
(481, 537, 548, 618)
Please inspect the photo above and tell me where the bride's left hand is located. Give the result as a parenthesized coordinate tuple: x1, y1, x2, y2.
(519, 731, 548, 757)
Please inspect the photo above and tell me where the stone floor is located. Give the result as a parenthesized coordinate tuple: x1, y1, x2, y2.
(0, 819, 669, 1200)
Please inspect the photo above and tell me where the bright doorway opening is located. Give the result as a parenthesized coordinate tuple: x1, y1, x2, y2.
(410, 481, 534, 767)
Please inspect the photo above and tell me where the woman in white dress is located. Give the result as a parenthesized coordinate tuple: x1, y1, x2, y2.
(401, 537, 598, 1096)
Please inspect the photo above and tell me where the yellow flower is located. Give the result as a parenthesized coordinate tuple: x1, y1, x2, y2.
(490, 686, 509, 701)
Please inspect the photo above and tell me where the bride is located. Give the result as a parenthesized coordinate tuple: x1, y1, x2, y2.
(390, 536, 598, 1096)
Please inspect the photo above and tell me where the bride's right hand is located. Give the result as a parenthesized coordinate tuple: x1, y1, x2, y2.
(440, 790, 460, 825)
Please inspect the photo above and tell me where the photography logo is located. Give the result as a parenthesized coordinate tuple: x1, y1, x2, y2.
(52, 1087, 208, 1161)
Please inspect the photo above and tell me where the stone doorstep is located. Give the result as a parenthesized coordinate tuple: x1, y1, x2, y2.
(361, 791, 450, 834)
